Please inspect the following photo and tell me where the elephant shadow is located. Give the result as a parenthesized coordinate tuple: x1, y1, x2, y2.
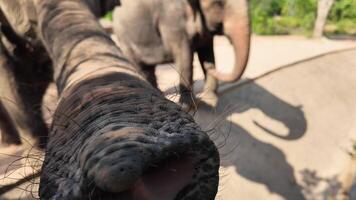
(194, 81, 308, 200)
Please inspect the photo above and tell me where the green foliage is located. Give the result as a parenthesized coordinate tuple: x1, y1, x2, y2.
(325, 19, 356, 35)
(250, 0, 317, 35)
(328, 0, 356, 21)
(325, 0, 356, 36)
(251, 0, 356, 36)
(103, 11, 113, 21)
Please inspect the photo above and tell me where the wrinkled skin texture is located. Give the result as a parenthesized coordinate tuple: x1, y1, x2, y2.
(113, 0, 250, 108)
(1, 0, 220, 199)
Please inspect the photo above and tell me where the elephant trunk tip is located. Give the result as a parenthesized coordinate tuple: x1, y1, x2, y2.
(78, 127, 205, 200)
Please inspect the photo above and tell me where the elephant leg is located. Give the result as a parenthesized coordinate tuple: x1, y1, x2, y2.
(13, 57, 52, 149)
(197, 37, 218, 107)
(171, 41, 195, 111)
(157, 9, 196, 111)
(0, 98, 21, 145)
(0, 48, 22, 145)
(141, 65, 157, 88)
(0, 42, 51, 148)
(177, 47, 195, 111)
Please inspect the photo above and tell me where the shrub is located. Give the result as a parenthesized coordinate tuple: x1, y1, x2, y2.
(328, 0, 356, 21)
(250, 0, 317, 35)
(251, 0, 356, 36)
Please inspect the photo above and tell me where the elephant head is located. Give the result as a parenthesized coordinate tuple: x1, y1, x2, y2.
(200, 0, 251, 82)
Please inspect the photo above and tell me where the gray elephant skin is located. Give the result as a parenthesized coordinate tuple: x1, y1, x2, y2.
(113, 0, 251, 108)
(0, 0, 220, 199)
(0, 0, 119, 147)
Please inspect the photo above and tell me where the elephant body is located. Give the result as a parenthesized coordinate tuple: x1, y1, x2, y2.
(0, 0, 219, 199)
(0, 0, 52, 147)
(0, 0, 119, 147)
(113, 0, 251, 108)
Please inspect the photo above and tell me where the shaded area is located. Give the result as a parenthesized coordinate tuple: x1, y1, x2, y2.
(0, 171, 40, 196)
(195, 81, 307, 200)
(300, 169, 342, 200)
(192, 48, 356, 200)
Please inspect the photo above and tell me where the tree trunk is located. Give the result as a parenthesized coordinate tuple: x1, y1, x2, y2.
(313, 0, 335, 38)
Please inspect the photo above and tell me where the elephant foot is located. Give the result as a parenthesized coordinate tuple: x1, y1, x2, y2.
(200, 90, 218, 108)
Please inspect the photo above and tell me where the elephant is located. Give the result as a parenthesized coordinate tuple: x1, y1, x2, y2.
(0, 0, 220, 199)
(0, 0, 53, 148)
(0, 0, 119, 147)
(113, 0, 251, 109)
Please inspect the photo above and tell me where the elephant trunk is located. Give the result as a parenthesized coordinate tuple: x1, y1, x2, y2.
(79, 122, 219, 199)
(208, 0, 250, 83)
(35, 1, 219, 199)
(40, 76, 220, 199)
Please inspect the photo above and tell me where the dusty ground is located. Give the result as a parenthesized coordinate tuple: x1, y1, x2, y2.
(1, 35, 356, 200)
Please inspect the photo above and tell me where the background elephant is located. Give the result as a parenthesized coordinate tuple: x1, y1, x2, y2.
(0, 0, 52, 148)
(113, 0, 251, 108)
(0, 0, 119, 147)
(0, 0, 220, 199)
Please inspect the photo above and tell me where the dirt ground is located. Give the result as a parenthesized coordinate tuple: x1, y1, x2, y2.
(1, 35, 356, 200)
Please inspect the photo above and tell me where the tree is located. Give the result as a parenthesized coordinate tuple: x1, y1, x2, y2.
(313, 0, 335, 38)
